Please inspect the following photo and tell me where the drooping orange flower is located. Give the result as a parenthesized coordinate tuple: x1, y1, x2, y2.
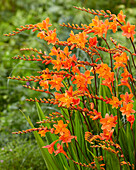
(109, 96, 122, 109)
(54, 143, 68, 158)
(121, 22, 135, 41)
(100, 113, 117, 131)
(126, 114, 135, 129)
(42, 140, 58, 154)
(118, 68, 133, 92)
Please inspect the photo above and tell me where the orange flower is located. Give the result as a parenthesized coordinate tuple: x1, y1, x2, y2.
(120, 103, 135, 116)
(37, 31, 46, 39)
(90, 16, 109, 37)
(118, 68, 133, 92)
(37, 18, 52, 31)
(44, 29, 59, 45)
(54, 143, 68, 158)
(126, 114, 135, 129)
(109, 19, 117, 33)
(53, 120, 68, 134)
(100, 129, 114, 141)
(39, 80, 49, 89)
(109, 96, 122, 109)
(72, 70, 94, 91)
(90, 110, 102, 120)
(121, 22, 135, 41)
(54, 86, 80, 107)
(120, 92, 134, 104)
(67, 31, 88, 48)
(59, 130, 77, 144)
(95, 63, 111, 78)
(89, 37, 98, 48)
(38, 127, 49, 137)
(113, 52, 129, 69)
(95, 63, 114, 93)
(117, 10, 126, 24)
(42, 140, 58, 154)
(49, 74, 64, 91)
(100, 113, 117, 131)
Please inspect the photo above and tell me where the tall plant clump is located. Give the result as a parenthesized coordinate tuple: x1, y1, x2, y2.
(5, 6, 136, 170)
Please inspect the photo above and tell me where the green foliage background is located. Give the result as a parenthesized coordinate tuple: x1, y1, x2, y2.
(0, 0, 136, 169)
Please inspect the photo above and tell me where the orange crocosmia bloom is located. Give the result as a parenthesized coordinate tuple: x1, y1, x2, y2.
(113, 52, 129, 69)
(119, 78, 132, 93)
(95, 63, 111, 78)
(42, 140, 58, 154)
(38, 127, 49, 137)
(59, 130, 77, 144)
(120, 103, 135, 116)
(90, 16, 109, 37)
(51, 59, 62, 71)
(37, 31, 46, 39)
(100, 129, 114, 141)
(117, 10, 126, 24)
(100, 113, 117, 131)
(90, 110, 102, 120)
(72, 70, 94, 91)
(37, 18, 52, 31)
(72, 66, 80, 74)
(39, 80, 49, 90)
(61, 54, 77, 71)
(77, 31, 88, 48)
(54, 86, 80, 107)
(109, 19, 117, 33)
(44, 29, 59, 45)
(54, 143, 68, 158)
(121, 68, 132, 80)
(121, 22, 135, 41)
(49, 74, 64, 91)
(53, 120, 68, 134)
(49, 46, 60, 56)
(67, 31, 88, 48)
(120, 92, 134, 104)
(40, 68, 51, 80)
(126, 114, 135, 129)
(89, 37, 98, 48)
(109, 96, 122, 109)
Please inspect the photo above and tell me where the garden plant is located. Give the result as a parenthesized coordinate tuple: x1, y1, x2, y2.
(5, 6, 136, 170)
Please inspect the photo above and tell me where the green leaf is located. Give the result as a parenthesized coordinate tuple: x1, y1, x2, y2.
(105, 151, 120, 170)
(20, 110, 60, 170)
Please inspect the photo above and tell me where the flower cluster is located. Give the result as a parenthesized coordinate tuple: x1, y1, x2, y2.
(7, 7, 136, 169)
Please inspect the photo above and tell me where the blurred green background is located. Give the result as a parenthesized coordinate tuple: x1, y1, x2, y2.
(0, 0, 136, 169)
